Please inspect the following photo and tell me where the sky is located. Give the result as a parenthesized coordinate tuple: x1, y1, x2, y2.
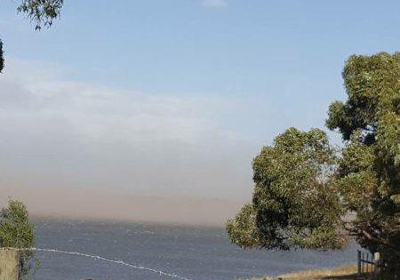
(0, 0, 399, 224)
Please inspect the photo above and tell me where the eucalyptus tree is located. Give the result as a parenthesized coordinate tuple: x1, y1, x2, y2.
(327, 52, 400, 275)
(227, 52, 400, 276)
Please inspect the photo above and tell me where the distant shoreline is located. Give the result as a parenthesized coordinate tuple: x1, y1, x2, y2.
(30, 214, 227, 229)
(1, 185, 246, 227)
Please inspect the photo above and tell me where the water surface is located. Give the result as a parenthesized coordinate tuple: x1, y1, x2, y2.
(32, 219, 357, 280)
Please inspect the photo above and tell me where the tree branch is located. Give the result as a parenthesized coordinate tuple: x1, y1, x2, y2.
(360, 230, 400, 254)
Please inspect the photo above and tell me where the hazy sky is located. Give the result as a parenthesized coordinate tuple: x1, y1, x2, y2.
(0, 1, 399, 223)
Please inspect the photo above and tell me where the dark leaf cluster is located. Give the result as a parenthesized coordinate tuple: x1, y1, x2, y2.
(0, 40, 4, 73)
(17, 0, 63, 30)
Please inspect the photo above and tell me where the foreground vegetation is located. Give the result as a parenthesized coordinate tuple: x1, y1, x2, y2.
(0, 200, 35, 279)
(228, 52, 400, 277)
(243, 265, 359, 280)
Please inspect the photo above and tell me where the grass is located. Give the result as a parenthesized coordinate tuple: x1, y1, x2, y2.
(244, 264, 360, 280)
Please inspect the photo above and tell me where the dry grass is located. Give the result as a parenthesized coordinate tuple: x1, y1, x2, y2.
(245, 264, 359, 280)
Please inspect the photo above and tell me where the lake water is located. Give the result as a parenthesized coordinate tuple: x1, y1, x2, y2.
(31, 219, 358, 280)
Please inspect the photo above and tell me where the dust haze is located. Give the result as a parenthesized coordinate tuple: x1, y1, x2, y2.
(0, 60, 261, 225)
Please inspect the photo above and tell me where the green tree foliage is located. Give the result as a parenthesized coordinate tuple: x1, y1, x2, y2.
(0, 0, 63, 73)
(327, 53, 400, 274)
(0, 39, 4, 73)
(227, 53, 400, 276)
(226, 204, 261, 249)
(227, 128, 346, 250)
(0, 200, 35, 279)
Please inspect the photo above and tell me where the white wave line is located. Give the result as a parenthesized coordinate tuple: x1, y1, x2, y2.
(1, 247, 192, 280)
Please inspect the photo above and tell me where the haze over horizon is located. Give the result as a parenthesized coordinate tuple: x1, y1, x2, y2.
(1, 0, 399, 224)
